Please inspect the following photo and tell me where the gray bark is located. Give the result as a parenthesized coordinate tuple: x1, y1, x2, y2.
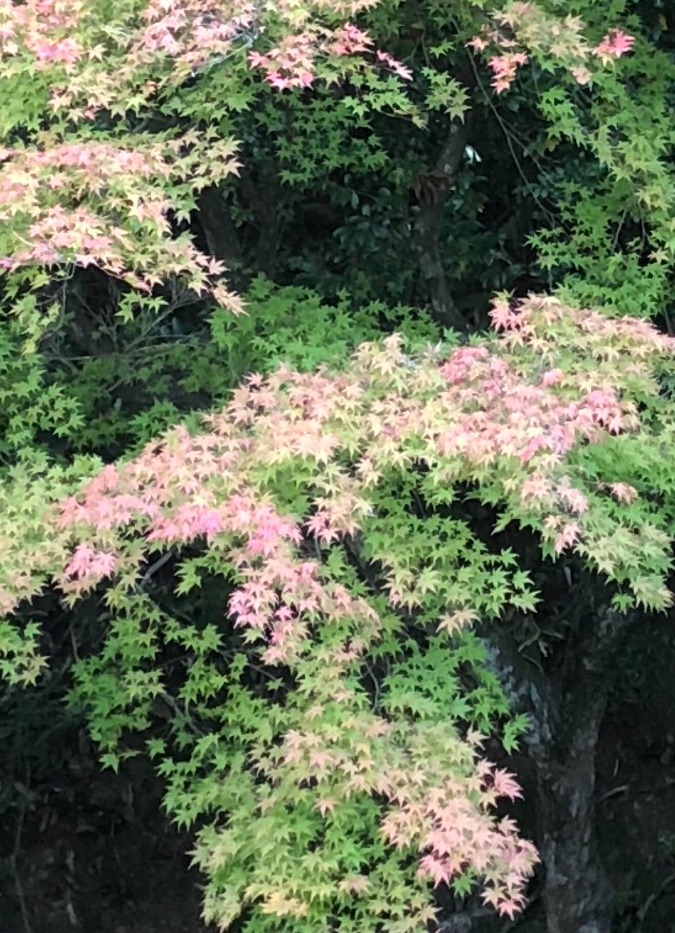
(197, 185, 243, 270)
(411, 119, 469, 332)
(533, 684, 612, 933)
(480, 605, 634, 933)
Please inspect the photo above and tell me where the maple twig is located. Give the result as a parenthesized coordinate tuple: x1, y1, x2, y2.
(158, 690, 208, 737)
(636, 873, 675, 930)
(138, 550, 175, 590)
(363, 660, 381, 711)
(466, 49, 557, 227)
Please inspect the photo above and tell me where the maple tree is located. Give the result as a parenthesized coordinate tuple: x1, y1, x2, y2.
(0, 0, 662, 322)
(0, 1, 674, 932)
(0, 0, 413, 322)
(2, 293, 674, 930)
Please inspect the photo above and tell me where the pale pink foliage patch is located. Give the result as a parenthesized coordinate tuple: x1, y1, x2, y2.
(605, 482, 639, 504)
(487, 51, 528, 94)
(0, 132, 242, 308)
(468, 3, 635, 93)
(594, 29, 635, 63)
(0, 0, 406, 306)
(63, 543, 117, 592)
(247, 20, 411, 90)
(248, 32, 318, 90)
(0, 0, 388, 118)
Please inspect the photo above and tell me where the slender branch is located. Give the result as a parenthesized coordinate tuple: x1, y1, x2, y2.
(466, 50, 558, 227)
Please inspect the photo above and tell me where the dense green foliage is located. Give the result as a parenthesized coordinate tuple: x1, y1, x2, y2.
(0, 1, 674, 931)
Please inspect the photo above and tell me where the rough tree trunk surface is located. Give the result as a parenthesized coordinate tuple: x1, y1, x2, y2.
(534, 693, 613, 933)
(411, 119, 468, 332)
(482, 606, 632, 933)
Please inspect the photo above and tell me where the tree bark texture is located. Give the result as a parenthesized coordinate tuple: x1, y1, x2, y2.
(481, 606, 633, 933)
(411, 119, 469, 332)
(197, 185, 243, 268)
(533, 682, 612, 933)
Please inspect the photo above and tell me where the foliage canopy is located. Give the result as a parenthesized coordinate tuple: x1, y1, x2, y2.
(0, 0, 674, 930)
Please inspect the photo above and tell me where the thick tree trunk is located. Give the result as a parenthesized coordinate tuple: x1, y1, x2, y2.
(411, 119, 469, 332)
(197, 185, 243, 269)
(533, 691, 612, 933)
(481, 605, 633, 933)
(239, 162, 282, 279)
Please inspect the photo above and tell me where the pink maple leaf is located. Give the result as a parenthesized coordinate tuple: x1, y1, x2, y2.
(540, 368, 564, 387)
(554, 522, 581, 554)
(308, 749, 334, 772)
(292, 70, 314, 88)
(248, 50, 267, 68)
(31, 37, 82, 65)
(266, 72, 291, 90)
(316, 797, 336, 815)
(594, 30, 635, 62)
(571, 65, 593, 85)
(518, 436, 548, 464)
(491, 768, 523, 801)
(375, 50, 412, 80)
(606, 482, 638, 504)
(489, 299, 521, 331)
(338, 875, 370, 894)
(192, 508, 225, 538)
(417, 853, 451, 886)
(65, 544, 117, 580)
(556, 481, 589, 515)
(467, 36, 489, 52)
(497, 897, 525, 920)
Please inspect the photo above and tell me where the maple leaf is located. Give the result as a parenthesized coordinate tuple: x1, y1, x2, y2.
(555, 481, 589, 515)
(467, 35, 489, 52)
(338, 875, 370, 894)
(490, 768, 523, 801)
(497, 896, 526, 919)
(266, 72, 291, 90)
(606, 482, 638, 504)
(571, 65, 592, 85)
(315, 797, 336, 815)
(540, 368, 564, 388)
(417, 853, 451, 886)
(308, 749, 334, 773)
(594, 30, 635, 62)
(554, 522, 581, 554)
(466, 730, 486, 748)
(261, 892, 308, 917)
(375, 50, 412, 80)
(65, 544, 117, 580)
(437, 608, 478, 636)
